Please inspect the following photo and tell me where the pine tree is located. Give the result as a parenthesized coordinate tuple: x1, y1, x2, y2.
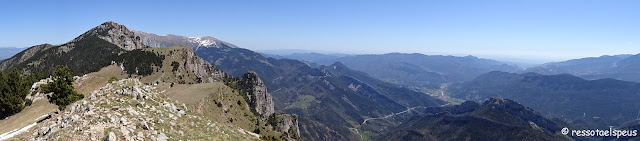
(0, 69, 31, 118)
(48, 65, 84, 110)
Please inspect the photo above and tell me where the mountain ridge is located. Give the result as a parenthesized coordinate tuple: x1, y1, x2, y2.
(133, 30, 238, 51)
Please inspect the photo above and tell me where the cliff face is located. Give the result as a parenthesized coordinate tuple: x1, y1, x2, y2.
(239, 72, 275, 119)
(236, 72, 302, 140)
(275, 114, 302, 141)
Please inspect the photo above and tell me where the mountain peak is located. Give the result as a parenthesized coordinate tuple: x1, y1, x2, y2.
(100, 21, 119, 27)
(70, 21, 145, 50)
(188, 36, 218, 47)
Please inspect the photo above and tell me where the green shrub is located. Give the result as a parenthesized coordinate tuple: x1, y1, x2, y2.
(171, 61, 180, 72)
(108, 76, 119, 83)
(267, 114, 278, 127)
(25, 99, 33, 106)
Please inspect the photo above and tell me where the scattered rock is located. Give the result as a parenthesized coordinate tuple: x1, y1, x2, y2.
(106, 131, 117, 141)
(112, 106, 120, 111)
(120, 117, 128, 125)
(156, 132, 167, 141)
(86, 105, 94, 111)
(141, 120, 150, 130)
(38, 127, 50, 136)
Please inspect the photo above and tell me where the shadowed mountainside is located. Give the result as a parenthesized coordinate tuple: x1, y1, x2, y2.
(382, 97, 571, 141)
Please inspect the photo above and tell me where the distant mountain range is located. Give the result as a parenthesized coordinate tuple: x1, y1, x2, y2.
(524, 54, 640, 82)
(277, 52, 522, 89)
(448, 71, 640, 128)
(133, 30, 239, 50)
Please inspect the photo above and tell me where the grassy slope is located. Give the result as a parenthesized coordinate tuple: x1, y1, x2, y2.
(139, 46, 201, 84)
(0, 100, 57, 134)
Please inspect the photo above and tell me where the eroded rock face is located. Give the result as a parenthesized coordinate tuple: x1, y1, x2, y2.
(236, 72, 301, 140)
(239, 72, 275, 120)
(276, 114, 301, 141)
(72, 21, 145, 51)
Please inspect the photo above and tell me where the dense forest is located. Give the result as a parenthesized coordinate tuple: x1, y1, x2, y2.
(0, 69, 46, 119)
(9, 36, 165, 77)
(11, 36, 123, 76)
(114, 49, 164, 76)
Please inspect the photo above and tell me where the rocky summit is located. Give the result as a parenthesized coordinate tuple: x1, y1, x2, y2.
(73, 21, 145, 51)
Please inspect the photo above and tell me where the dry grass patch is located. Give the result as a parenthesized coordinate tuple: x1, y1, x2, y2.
(0, 100, 56, 134)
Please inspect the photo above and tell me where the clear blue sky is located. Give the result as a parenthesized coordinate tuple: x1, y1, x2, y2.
(1, 0, 639, 62)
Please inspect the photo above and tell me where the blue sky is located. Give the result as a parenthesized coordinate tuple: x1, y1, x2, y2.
(1, 0, 639, 62)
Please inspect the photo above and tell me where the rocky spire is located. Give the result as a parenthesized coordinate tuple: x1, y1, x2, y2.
(239, 72, 275, 120)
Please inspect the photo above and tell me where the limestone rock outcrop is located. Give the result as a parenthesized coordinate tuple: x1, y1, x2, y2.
(239, 72, 275, 120)
(275, 114, 301, 141)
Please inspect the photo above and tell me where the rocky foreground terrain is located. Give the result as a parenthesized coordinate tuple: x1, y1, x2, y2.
(8, 78, 260, 141)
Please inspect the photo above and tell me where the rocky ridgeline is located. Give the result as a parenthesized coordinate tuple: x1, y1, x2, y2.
(24, 78, 259, 141)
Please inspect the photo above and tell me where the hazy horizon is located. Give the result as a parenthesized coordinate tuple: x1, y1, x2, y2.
(2, 0, 639, 63)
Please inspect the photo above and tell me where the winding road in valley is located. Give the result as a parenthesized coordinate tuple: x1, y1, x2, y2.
(361, 106, 426, 125)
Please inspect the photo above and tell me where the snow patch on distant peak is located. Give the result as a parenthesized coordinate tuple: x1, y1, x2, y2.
(189, 36, 217, 47)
